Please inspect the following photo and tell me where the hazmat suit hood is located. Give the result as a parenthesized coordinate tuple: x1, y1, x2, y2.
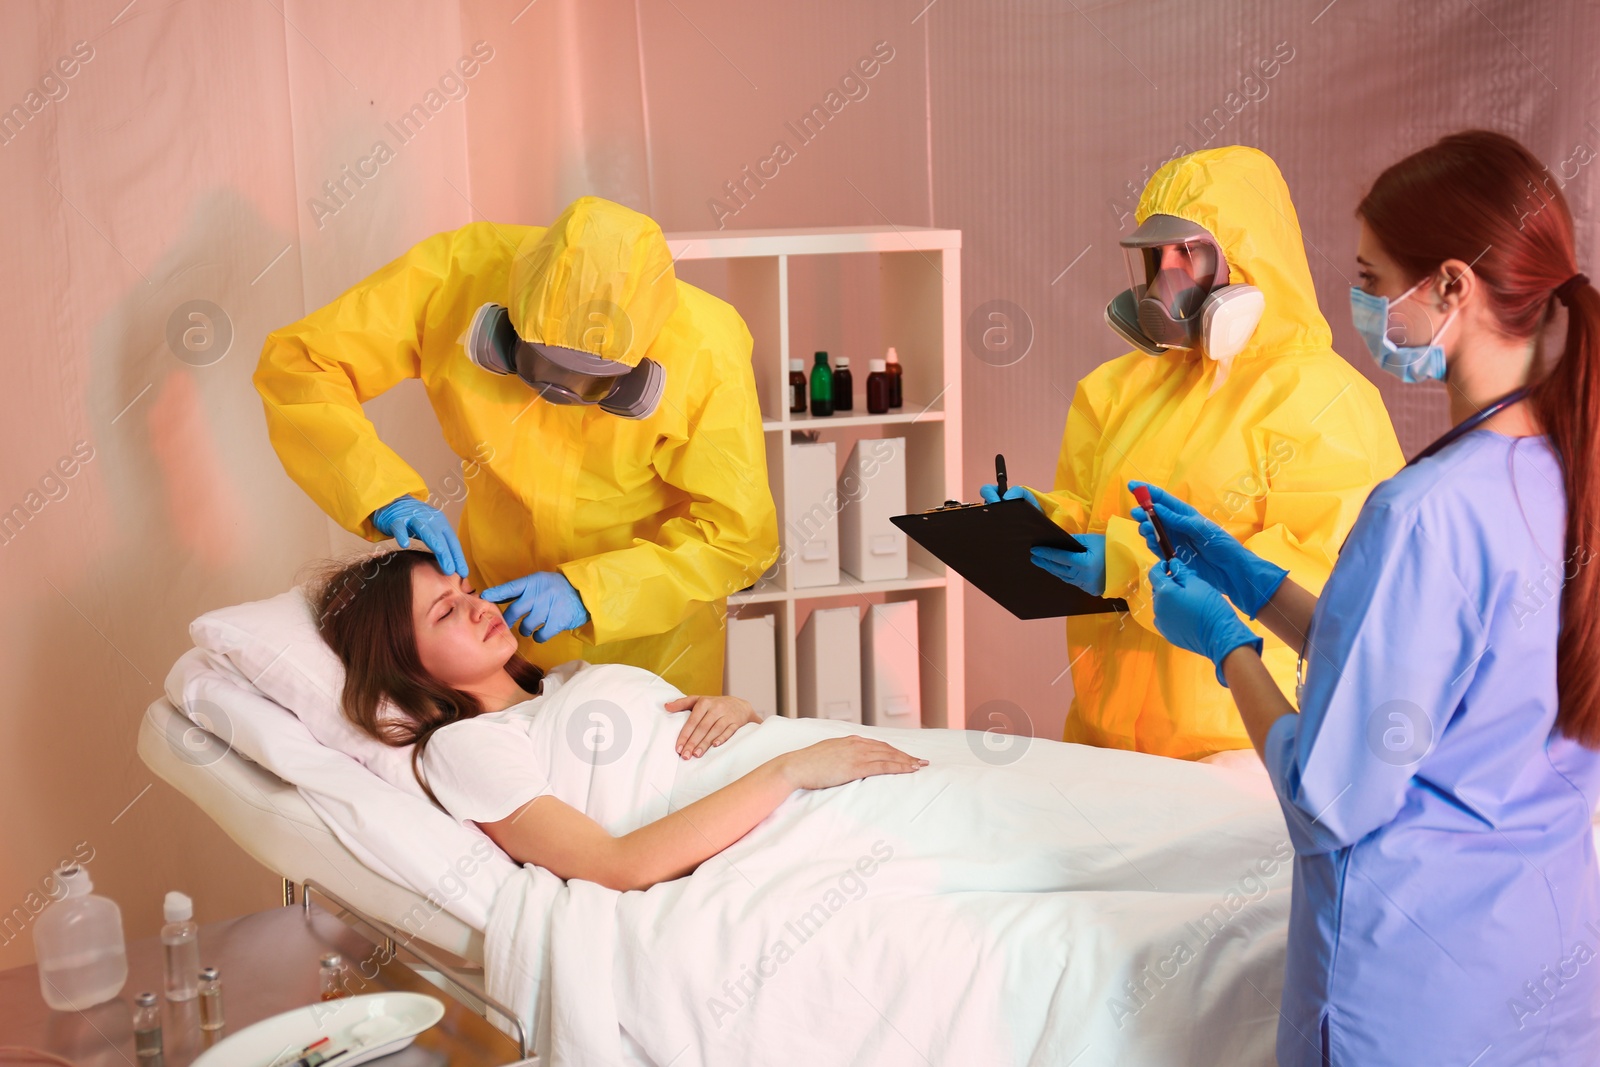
(508, 195, 680, 368)
(1134, 144, 1332, 366)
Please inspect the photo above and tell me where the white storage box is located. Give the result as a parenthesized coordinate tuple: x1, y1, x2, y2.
(862, 600, 921, 728)
(724, 614, 779, 719)
(788, 441, 840, 589)
(796, 605, 861, 722)
(838, 438, 908, 582)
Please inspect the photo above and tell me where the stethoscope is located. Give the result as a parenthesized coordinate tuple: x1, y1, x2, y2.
(1294, 384, 1534, 705)
(1403, 384, 1534, 467)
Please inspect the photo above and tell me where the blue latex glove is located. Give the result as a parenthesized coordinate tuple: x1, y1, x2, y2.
(1128, 481, 1288, 619)
(481, 572, 590, 642)
(1030, 535, 1107, 596)
(1148, 557, 1263, 686)
(371, 496, 469, 578)
(979, 484, 1041, 509)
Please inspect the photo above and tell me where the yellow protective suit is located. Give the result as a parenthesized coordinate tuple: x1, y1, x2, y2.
(1035, 146, 1405, 758)
(255, 197, 779, 695)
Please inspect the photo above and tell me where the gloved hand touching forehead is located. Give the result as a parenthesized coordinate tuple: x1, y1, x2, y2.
(372, 497, 470, 578)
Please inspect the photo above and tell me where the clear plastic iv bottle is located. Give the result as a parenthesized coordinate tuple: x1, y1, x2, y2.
(161, 891, 200, 1001)
(32, 864, 128, 1011)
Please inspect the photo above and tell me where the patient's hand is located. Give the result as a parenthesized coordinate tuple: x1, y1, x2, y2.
(779, 737, 928, 790)
(666, 695, 763, 759)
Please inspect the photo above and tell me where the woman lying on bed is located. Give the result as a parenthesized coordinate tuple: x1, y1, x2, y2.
(316, 548, 928, 891)
(317, 548, 1293, 1064)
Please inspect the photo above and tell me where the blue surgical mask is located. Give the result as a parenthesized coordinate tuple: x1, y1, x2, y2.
(1349, 278, 1455, 384)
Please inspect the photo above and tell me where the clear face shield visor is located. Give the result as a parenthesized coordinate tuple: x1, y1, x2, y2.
(464, 302, 665, 419)
(1121, 239, 1223, 327)
(1105, 215, 1231, 353)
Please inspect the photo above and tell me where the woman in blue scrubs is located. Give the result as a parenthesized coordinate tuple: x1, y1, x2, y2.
(1135, 130, 1600, 1065)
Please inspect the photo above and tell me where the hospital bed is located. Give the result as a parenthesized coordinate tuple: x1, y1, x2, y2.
(141, 614, 1300, 1066)
(136, 694, 530, 1057)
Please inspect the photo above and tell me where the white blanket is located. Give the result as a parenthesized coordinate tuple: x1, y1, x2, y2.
(483, 668, 1294, 1066)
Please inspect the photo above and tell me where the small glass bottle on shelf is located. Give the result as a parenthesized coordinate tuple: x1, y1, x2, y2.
(319, 952, 347, 1001)
(809, 351, 833, 417)
(831, 356, 853, 411)
(884, 347, 904, 408)
(132, 991, 163, 1059)
(788, 358, 806, 413)
(197, 966, 224, 1031)
(866, 358, 891, 415)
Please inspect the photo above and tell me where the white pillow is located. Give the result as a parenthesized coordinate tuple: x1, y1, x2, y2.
(188, 588, 426, 798)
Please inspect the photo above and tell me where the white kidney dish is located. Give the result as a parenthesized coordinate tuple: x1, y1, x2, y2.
(191, 991, 446, 1067)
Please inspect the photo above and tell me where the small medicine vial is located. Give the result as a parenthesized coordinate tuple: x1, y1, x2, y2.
(197, 966, 224, 1031)
(319, 952, 347, 1001)
(132, 991, 163, 1059)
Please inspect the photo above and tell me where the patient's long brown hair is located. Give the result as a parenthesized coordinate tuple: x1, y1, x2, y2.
(313, 549, 545, 806)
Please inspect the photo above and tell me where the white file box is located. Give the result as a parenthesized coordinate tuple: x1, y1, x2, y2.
(862, 600, 921, 727)
(796, 605, 861, 722)
(788, 441, 840, 589)
(838, 437, 908, 582)
(725, 614, 779, 719)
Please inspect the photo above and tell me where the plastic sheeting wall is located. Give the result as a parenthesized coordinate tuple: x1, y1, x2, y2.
(0, 0, 1595, 961)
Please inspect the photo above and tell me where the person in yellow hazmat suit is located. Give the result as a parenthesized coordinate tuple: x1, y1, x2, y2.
(983, 146, 1405, 758)
(255, 196, 780, 696)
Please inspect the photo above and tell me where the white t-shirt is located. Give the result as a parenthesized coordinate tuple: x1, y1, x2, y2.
(421, 695, 553, 824)
(417, 662, 691, 835)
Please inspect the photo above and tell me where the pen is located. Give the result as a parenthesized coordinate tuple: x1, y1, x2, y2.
(995, 454, 1008, 497)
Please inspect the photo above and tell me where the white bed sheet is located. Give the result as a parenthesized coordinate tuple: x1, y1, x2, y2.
(481, 668, 1297, 1066)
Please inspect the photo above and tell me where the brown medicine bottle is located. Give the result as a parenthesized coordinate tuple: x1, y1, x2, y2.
(884, 346, 904, 408)
(866, 358, 891, 415)
(789, 358, 806, 413)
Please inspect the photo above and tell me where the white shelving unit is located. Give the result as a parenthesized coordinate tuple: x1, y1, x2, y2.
(665, 226, 965, 729)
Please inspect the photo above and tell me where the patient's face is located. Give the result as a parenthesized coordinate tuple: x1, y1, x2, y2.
(410, 563, 519, 687)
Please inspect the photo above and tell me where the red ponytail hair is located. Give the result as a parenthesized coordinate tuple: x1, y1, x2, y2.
(1359, 130, 1600, 748)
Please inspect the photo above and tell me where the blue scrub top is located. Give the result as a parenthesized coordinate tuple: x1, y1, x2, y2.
(1265, 431, 1600, 1066)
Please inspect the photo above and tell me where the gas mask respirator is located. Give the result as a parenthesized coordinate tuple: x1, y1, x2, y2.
(1103, 215, 1264, 381)
(464, 302, 666, 419)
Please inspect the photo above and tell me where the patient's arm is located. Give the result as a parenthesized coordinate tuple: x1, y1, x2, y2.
(477, 737, 926, 892)
(1253, 577, 1318, 652)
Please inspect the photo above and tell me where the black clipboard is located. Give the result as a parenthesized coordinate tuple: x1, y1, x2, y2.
(891, 498, 1129, 619)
